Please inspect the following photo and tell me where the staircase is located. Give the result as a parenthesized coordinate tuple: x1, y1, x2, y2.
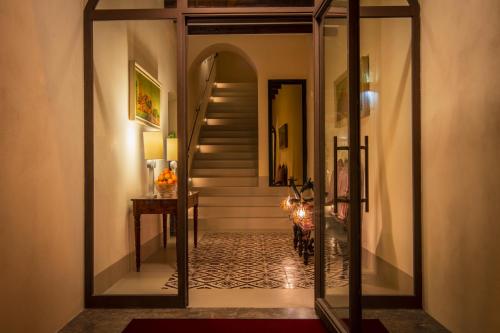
(191, 82, 289, 231)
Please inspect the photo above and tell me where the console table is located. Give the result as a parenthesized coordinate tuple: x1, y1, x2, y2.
(131, 191, 199, 272)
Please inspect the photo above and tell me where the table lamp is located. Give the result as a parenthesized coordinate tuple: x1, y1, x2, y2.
(143, 131, 164, 194)
(166, 137, 178, 174)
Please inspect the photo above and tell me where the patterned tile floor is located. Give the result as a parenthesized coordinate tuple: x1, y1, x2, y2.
(164, 232, 349, 290)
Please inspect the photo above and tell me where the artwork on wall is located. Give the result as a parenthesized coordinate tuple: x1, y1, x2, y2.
(279, 123, 288, 149)
(129, 61, 161, 128)
(334, 55, 371, 128)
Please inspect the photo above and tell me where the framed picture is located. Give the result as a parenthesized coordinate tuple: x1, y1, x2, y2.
(279, 123, 288, 149)
(334, 55, 371, 128)
(129, 61, 161, 128)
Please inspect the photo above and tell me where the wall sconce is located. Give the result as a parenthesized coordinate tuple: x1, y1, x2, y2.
(143, 131, 164, 195)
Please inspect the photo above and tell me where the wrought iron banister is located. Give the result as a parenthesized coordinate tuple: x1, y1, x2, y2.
(187, 53, 218, 157)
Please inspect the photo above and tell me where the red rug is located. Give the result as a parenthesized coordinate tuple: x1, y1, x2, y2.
(122, 318, 388, 333)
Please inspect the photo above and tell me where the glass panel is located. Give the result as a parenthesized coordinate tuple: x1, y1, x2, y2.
(93, 19, 179, 296)
(323, 16, 350, 327)
(359, 18, 414, 297)
(96, 0, 175, 9)
(188, 0, 313, 7)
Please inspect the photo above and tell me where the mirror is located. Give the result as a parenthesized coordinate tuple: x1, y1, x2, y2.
(268, 80, 307, 186)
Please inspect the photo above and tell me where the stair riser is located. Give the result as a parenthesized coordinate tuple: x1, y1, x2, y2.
(192, 186, 289, 197)
(192, 177, 258, 187)
(191, 169, 257, 177)
(199, 196, 284, 207)
(212, 90, 257, 98)
(199, 145, 257, 153)
(198, 218, 290, 231)
(206, 113, 257, 119)
(193, 160, 257, 168)
(199, 206, 288, 218)
(195, 152, 257, 160)
(207, 105, 257, 112)
(206, 118, 257, 126)
(202, 125, 257, 131)
(199, 138, 257, 145)
(200, 131, 257, 138)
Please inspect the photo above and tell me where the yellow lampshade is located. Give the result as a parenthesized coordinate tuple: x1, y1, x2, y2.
(166, 138, 178, 161)
(143, 131, 164, 160)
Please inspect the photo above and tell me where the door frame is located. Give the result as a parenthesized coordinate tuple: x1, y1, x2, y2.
(83, 0, 421, 311)
(267, 79, 308, 187)
(313, 0, 422, 331)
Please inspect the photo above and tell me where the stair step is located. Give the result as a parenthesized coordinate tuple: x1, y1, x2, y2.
(212, 88, 257, 97)
(209, 97, 257, 105)
(198, 217, 290, 231)
(199, 206, 288, 218)
(191, 168, 257, 177)
(206, 112, 257, 119)
(199, 196, 284, 207)
(199, 144, 257, 153)
(200, 130, 257, 138)
(199, 137, 257, 145)
(205, 118, 257, 126)
(192, 186, 289, 196)
(193, 159, 257, 168)
(207, 104, 257, 112)
(202, 124, 257, 131)
(194, 152, 257, 160)
(214, 82, 257, 89)
(191, 177, 258, 187)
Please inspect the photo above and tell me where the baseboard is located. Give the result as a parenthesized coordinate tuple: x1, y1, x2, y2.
(94, 233, 163, 294)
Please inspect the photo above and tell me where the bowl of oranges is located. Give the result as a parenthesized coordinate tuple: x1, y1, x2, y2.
(155, 168, 177, 197)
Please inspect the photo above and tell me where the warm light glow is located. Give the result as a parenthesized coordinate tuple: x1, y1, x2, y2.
(280, 196, 293, 211)
(143, 131, 164, 160)
(166, 138, 178, 161)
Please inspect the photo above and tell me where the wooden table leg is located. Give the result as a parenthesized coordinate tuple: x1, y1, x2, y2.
(194, 204, 198, 248)
(162, 214, 167, 248)
(134, 214, 141, 272)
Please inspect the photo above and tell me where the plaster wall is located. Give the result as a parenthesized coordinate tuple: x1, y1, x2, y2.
(0, 1, 85, 332)
(420, 1, 500, 331)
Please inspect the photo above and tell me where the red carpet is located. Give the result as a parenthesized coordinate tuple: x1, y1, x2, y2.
(123, 318, 388, 333)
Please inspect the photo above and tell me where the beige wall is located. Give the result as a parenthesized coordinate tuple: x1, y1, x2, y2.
(188, 35, 314, 185)
(93, 18, 177, 277)
(272, 84, 304, 183)
(216, 51, 257, 83)
(0, 1, 85, 332)
(421, 1, 500, 332)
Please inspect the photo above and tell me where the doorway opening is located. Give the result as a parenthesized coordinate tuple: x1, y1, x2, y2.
(185, 39, 314, 308)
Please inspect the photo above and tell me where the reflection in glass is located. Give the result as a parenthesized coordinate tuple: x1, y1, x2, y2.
(323, 17, 350, 325)
(360, 18, 414, 297)
(93, 20, 179, 296)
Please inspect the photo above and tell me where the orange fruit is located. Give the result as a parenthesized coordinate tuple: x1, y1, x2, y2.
(167, 179, 174, 185)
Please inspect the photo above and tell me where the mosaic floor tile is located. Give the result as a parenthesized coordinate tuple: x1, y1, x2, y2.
(163, 232, 349, 290)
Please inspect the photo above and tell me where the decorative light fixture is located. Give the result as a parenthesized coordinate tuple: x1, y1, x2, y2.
(166, 137, 178, 174)
(143, 131, 164, 195)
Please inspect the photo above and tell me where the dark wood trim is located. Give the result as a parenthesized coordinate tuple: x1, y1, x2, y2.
(313, 0, 332, 19)
(188, 23, 312, 34)
(411, 2, 423, 309)
(267, 79, 308, 187)
(347, 0, 362, 331)
(83, 5, 94, 308)
(91, 9, 178, 21)
(187, 16, 312, 23)
(176, 12, 189, 307)
(327, 6, 412, 18)
(315, 299, 349, 333)
(313, 15, 325, 300)
(183, 6, 315, 14)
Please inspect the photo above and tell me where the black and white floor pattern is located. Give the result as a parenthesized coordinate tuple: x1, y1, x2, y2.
(164, 232, 349, 290)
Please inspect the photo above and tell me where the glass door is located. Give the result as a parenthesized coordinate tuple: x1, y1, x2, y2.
(314, 0, 362, 332)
